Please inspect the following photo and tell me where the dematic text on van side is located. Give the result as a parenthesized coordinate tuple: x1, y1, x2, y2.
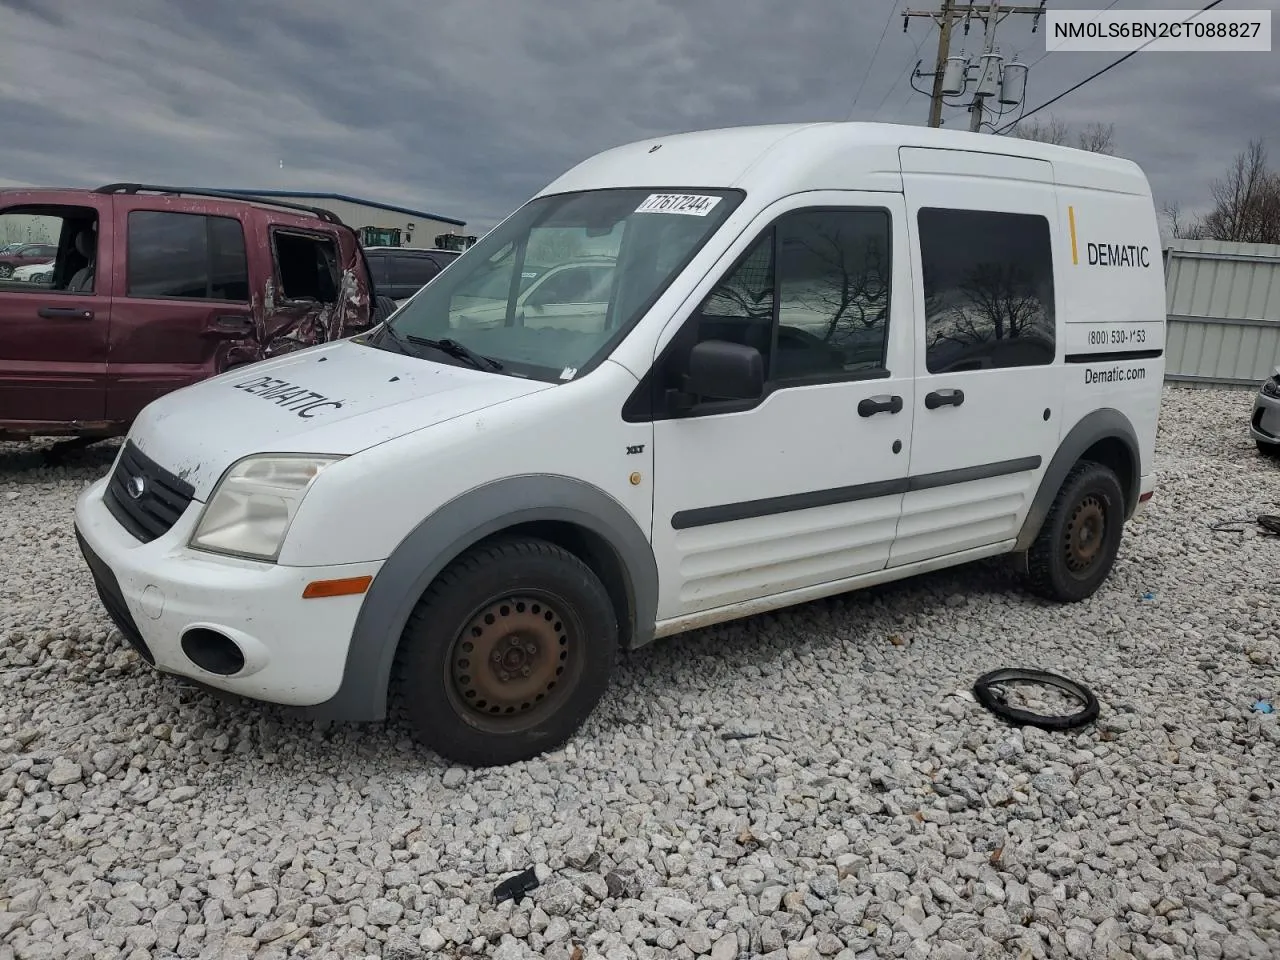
(1087, 243, 1152, 268)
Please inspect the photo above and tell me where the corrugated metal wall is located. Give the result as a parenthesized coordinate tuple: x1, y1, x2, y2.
(1164, 239, 1280, 386)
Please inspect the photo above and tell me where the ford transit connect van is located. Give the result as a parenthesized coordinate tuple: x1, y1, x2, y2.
(73, 122, 1167, 766)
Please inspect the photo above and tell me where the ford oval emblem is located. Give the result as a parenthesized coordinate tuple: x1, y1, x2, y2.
(127, 476, 146, 500)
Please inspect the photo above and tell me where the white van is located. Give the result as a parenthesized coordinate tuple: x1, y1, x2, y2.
(73, 122, 1167, 766)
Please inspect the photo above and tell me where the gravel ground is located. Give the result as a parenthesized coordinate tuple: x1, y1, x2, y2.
(2, 384, 1278, 960)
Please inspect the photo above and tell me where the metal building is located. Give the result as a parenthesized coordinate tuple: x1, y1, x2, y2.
(1163, 239, 1280, 387)
(212, 189, 468, 249)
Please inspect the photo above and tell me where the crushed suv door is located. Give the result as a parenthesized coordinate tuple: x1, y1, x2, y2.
(0, 194, 113, 430)
(263, 223, 369, 354)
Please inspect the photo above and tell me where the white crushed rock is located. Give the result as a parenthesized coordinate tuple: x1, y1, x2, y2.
(1, 384, 1278, 960)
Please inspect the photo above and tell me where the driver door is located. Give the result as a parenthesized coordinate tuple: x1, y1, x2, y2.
(643, 192, 917, 622)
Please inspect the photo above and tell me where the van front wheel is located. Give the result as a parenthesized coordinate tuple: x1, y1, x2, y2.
(391, 537, 618, 767)
(1025, 461, 1126, 603)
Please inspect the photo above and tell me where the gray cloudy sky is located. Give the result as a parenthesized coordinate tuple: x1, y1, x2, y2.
(1, 0, 1276, 231)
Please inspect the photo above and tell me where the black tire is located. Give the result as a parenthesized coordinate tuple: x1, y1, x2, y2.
(372, 295, 398, 323)
(1025, 460, 1126, 603)
(972, 667, 1100, 731)
(0, 264, 12, 278)
(1257, 439, 1280, 460)
(390, 537, 618, 767)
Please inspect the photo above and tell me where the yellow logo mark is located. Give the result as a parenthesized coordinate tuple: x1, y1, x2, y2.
(1068, 205, 1079, 266)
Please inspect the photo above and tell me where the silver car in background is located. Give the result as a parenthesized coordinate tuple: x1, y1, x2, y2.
(1251, 367, 1280, 458)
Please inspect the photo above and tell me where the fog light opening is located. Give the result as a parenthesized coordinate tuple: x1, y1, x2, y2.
(181, 628, 246, 676)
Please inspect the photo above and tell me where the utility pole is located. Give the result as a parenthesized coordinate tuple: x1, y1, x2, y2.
(969, 1, 1000, 132)
(902, 0, 1046, 129)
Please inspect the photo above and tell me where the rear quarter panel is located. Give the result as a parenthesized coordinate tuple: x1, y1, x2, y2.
(1052, 175, 1167, 482)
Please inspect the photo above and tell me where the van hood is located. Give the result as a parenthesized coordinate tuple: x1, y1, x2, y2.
(128, 338, 552, 499)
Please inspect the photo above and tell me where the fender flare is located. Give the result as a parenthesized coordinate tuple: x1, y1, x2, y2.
(308, 474, 658, 722)
(1014, 407, 1141, 554)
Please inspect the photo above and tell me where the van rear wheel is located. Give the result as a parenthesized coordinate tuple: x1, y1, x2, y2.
(1025, 460, 1126, 603)
(390, 537, 618, 767)
(1257, 439, 1280, 459)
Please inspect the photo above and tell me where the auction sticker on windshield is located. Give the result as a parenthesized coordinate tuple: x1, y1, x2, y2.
(635, 194, 723, 216)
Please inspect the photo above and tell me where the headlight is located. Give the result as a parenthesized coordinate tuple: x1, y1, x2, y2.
(189, 455, 341, 561)
(1262, 376, 1280, 398)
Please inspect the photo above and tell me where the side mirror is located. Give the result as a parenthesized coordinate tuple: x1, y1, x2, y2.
(686, 339, 764, 401)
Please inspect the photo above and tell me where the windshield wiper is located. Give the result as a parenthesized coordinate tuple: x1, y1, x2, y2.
(405, 334, 504, 372)
(375, 323, 503, 372)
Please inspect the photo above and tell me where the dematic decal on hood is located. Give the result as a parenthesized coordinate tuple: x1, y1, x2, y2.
(1067, 206, 1152, 268)
(232, 374, 345, 418)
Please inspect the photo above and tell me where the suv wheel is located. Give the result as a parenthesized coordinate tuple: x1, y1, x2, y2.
(0, 264, 12, 278)
(391, 537, 618, 767)
(1025, 460, 1126, 603)
(1257, 439, 1280, 459)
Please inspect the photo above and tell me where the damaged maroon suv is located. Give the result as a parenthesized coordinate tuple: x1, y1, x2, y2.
(0, 184, 387, 442)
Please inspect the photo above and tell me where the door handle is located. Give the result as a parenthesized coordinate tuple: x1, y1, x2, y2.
(858, 394, 904, 417)
(38, 306, 93, 321)
(925, 388, 965, 410)
(211, 315, 254, 335)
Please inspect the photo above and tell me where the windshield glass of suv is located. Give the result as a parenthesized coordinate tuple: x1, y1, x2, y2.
(378, 188, 742, 380)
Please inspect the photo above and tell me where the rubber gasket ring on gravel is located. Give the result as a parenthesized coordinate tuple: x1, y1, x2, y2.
(973, 668, 1100, 731)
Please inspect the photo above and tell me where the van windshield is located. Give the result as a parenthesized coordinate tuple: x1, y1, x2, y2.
(374, 188, 742, 380)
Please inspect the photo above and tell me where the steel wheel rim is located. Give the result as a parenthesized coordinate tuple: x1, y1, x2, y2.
(447, 592, 576, 729)
(1064, 495, 1107, 574)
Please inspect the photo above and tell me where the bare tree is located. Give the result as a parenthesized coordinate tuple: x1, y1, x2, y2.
(1014, 115, 1115, 154)
(1161, 201, 1203, 240)
(1196, 139, 1280, 245)
(928, 261, 1045, 350)
(1014, 117, 1071, 146)
(1076, 122, 1115, 156)
(786, 229, 888, 342)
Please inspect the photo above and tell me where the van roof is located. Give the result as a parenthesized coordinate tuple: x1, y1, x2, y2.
(540, 121, 1151, 201)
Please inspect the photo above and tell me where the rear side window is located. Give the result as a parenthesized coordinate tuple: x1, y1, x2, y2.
(390, 255, 441, 289)
(127, 211, 249, 301)
(917, 208, 1055, 373)
(274, 231, 339, 304)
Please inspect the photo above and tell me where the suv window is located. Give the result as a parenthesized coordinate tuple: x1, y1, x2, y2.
(127, 210, 249, 301)
(274, 231, 339, 303)
(691, 208, 892, 382)
(0, 207, 99, 293)
(389, 255, 442, 289)
(917, 208, 1056, 373)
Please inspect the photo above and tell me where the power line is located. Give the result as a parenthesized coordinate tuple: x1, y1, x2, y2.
(871, 29, 929, 118)
(1023, 0, 1120, 71)
(994, 0, 1226, 134)
(848, 3, 901, 118)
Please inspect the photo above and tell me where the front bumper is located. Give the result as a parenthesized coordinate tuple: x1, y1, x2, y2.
(73, 476, 382, 707)
(1249, 390, 1280, 446)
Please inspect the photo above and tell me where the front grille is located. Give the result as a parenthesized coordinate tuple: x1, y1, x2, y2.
(75, 528, 155, 665)
(104, 440, 196, 543)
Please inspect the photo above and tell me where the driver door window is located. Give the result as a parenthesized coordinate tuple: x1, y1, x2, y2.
(644, 207, 893, 419)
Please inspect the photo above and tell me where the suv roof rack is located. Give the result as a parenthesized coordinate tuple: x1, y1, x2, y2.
(94, 184, 345, 226)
